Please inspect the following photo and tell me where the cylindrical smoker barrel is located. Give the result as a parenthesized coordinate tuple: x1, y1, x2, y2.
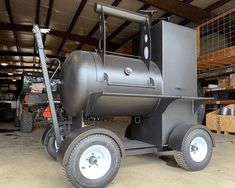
(61, 51, 162, 117)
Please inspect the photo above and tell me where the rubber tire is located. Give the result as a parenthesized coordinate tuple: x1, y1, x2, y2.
(20, 111, 33, 133)
(41, 126, 52, 145)
(44, 126, 68, 160)
(45, 134, 58, 160)
(14, 113, 20, 127)
(65, 134, 121, 188)
(197, 104, 205, 124)
(174, 129, 213, 171)
(43, 127, 58, 160)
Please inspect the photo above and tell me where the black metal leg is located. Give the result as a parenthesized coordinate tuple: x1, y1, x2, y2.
(72, 113, 83, 131)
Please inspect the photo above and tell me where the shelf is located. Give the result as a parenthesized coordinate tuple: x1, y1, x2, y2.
(206, 100, 235, 105)
(197, 46, 235, 71)
(204, 86, 235, 93)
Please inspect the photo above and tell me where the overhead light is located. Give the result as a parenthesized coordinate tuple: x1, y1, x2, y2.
(8, 73, 13, 75)
(12, 79, 16, 82)
(1, 62, 8, 66)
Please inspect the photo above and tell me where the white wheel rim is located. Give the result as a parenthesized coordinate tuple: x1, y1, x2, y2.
(190, 136, 208, 162)
(79, 145, 112, 180)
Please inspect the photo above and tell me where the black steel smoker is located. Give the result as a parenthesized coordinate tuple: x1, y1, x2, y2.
(33, 2, 215, 188)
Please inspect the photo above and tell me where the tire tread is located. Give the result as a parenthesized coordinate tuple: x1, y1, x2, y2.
(65, 134, 121, 188)
(20, 111, 33, 133)
(174, 150, 190, 170)
(173, 128, 213, 171)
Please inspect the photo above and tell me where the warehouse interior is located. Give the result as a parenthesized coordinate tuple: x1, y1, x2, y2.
(0, 0, 235, 188)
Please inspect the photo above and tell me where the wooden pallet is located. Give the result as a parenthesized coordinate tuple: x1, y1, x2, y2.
(206, 104, 235, 134)
(211, 130, 235, 135)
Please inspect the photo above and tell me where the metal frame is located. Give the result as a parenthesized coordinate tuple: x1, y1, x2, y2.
(33, 4, 214, 151)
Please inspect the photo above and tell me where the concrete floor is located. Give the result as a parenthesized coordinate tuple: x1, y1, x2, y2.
(0, 122, 235, 188)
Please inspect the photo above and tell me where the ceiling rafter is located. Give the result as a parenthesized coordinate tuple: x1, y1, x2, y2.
(36, 0, 41, 25)
(0, 50, 65, 60)
(4, 0, 23, 64)
(179, 0, 232, 26)
(45, 0, 54, 28)
(115, 0, 232, 52)
(205, 0, 231, 12)
(0, 65, 56, 71)
(57, 0, 88, 55)
(0, 60, 39, 65)
(151, 0, 194, 26)
(0, 71, 60, 78)
(0, 73, 22, 78)
(42, 0, 54, 44)
(139, 0, 211, 23)
(106, 3, 151, 43)
(77, 0, 122, 50)
(151, 12, 171, 26)
(33, 0, 41, 68)
(0, 22, 119, 49)
(0, 80, 20, 84)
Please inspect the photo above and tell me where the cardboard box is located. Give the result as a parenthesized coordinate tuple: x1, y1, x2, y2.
(218, 77, 229, 88)
(230, 73, 235, 86)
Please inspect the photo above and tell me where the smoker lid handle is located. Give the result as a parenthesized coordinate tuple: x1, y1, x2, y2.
(95, 2, 149, 24)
